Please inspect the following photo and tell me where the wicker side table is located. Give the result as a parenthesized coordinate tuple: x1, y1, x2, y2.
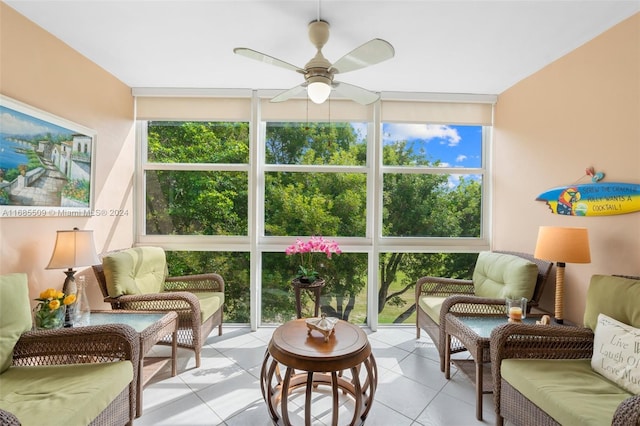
(90, 311, 178, 417)
(444, 313, 541, 421)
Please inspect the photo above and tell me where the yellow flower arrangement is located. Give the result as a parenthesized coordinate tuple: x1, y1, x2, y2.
(33, 288, 76, 329)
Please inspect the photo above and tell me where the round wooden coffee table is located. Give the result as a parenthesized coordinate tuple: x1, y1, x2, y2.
(260, 318, 377, 426)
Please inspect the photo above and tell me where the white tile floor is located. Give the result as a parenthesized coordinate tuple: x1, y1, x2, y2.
(136, 325, 497, 426)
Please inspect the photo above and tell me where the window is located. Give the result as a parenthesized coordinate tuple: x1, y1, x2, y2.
(143, 121, 249, 236)
(262, 121, 370, 322)
(135, 92, 494, 329)
(141, 120, 250, 323)
(264, 121, 368, 237)
(381, 123, 484, 238)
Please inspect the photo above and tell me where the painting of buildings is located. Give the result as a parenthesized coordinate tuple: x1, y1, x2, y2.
(0, 96, 95, 216)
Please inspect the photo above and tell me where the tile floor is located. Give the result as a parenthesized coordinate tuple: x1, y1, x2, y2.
(136, 325, 497, 426)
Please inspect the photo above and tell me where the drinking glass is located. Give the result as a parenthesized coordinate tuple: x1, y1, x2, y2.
(506, 297, 527, 321)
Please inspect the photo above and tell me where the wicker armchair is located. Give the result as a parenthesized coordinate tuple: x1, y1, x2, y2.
(0, 272, 139, 425)
(92, 247, 224, 368)
(415, 251, 552, 371)
(4, 324, 139, 425)
(490, 274, 640, 426)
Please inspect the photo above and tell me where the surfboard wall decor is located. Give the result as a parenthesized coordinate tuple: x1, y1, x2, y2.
(536, 182, 640, 216)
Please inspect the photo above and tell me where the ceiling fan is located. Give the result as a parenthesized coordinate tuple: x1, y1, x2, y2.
(233, 19, 394, 105)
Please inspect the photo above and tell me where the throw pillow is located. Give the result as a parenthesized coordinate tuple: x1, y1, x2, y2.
(0, 273, 33, 373)
(591, 313, 640, 394)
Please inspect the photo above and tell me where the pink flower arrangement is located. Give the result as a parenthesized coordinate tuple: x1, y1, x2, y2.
(285, 236, 342, 281)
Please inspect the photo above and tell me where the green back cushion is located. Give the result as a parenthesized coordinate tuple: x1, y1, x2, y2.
(102, 247, 166, 296)
(473, 251, 538, 300)
(583, 274, 640, 331)
(0, 273, 33, 373)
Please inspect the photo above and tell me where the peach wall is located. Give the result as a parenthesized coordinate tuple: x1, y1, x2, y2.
(0, 3, 135, 309)
(493, 13, 640, 324)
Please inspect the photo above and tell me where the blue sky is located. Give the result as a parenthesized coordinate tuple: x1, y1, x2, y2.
(382, 123, 482, 168)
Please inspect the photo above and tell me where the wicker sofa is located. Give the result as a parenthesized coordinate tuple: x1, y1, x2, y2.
(490, 274, 640, 426)
(0, 273, 139, 426)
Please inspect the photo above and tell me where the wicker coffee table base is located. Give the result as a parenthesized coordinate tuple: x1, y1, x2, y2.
(261, 352, 377, 426)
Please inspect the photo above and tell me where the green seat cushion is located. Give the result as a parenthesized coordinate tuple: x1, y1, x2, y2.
(195, 292, 224, 323)
(418, 296, 446, 325)
(583, 274, 640, 331)
(473, 251, 538, 300)
(502, 359, 632, 426)
(103, 247, 166, 296)
(0, 273, 32, 374)
(0, 361, 133, 426)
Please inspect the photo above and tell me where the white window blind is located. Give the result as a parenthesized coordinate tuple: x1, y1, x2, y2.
(259, 98, 372, 121)
(134, 92, 494, 124)
(136, 96, 251, 121)
(381, 100, 493, 125)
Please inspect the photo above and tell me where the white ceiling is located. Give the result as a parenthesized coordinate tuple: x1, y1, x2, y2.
(5, 1, 640, 96)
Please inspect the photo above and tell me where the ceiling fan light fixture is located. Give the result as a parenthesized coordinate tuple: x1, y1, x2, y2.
(307, 76, 331, 104)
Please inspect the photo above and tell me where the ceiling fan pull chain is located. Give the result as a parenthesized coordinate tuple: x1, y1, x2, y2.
(328, 96, 332, 147)
(306, 95, 309, 130)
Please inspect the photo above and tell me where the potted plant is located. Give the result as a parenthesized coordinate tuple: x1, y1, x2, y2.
(33, 288, 76, 329)
(285, 236, 341, 283)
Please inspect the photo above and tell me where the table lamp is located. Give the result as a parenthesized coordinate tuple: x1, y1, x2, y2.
(46, 227, 100, 296)
(534, 226, 591, 324)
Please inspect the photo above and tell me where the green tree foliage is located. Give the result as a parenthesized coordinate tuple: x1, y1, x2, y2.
(148, 121, 249, 163)
(266, 122, 365, 165)
(146, 122, 249, 235)
(166, 250, 251, 323)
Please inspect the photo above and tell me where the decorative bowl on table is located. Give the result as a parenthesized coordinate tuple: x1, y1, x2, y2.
(305, 314, 338, 342)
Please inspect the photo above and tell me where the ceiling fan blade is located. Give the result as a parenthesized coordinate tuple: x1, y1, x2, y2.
(233, 47, 303, 73)
(332, 81, 379, 105)
(271, 84, 307, 103)
(330, 39, 395, 74)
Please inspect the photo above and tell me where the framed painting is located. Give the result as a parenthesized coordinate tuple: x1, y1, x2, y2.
(0, 95, 96, 217)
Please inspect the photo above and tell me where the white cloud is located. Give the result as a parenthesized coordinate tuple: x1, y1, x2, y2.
(447, 174, 461, 189)
(383, 123, 461, 146)
(456, 154, 467, 163)
(0, 112, 51, 135)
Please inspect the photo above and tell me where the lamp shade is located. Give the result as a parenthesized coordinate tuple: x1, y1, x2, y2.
(534, 226, 591, 264)
(46, 228, 100, 269)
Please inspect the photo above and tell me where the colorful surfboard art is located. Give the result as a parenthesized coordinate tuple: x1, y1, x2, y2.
(536, 182, 640, 216)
